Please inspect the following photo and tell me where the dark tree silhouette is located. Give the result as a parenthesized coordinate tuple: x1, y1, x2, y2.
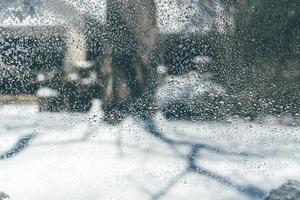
(100, 0, 159, 124)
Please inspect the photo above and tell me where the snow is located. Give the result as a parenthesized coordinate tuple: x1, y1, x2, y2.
(192, 55, 212, 65)
(37, 88, 59, 97)
(156, 71, 225, 106)
(155, 0, 222, 33)
(0, 102, 299, 200)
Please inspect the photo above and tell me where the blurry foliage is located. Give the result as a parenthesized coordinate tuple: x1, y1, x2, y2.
(158, 33, 215, 75)
(0, 35, 65, 94)
(166, 0, 300, 120)
(0, 0, 299, 120)
(205, 0, 300, 118)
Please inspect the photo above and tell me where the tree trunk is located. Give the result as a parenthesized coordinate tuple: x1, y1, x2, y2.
(101, 0, 159, 123)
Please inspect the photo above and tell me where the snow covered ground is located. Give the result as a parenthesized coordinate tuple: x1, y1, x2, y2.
(0, 101, 299, 200)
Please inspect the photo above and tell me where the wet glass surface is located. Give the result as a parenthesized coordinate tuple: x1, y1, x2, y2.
(0, 0, 299, 199)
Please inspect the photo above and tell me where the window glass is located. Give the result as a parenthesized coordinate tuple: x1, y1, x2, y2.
(0, 0, 299, 199)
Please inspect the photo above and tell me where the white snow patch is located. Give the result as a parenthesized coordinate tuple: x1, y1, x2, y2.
(0, 104, 299, 200)
(37, 88, 59, 97)
(156, 71, 225, 105)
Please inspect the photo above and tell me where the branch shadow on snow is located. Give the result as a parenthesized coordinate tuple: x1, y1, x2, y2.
(144, 117, 267, 200)
(0, 114, 281, 200)
(0, 134, 35, 160)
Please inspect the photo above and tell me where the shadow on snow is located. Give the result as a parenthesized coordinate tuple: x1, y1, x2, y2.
(144, 117, 267, 200)
(0, 116, 270, 199)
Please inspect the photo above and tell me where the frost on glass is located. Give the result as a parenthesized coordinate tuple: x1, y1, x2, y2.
(0, 0, 299, 200)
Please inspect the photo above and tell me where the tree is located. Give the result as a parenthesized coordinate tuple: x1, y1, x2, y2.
(100, 0, 159, 123)
(211, 0, 300, 117)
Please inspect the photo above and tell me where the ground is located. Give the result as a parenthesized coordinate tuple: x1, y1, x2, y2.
(0, 101, 299, 200)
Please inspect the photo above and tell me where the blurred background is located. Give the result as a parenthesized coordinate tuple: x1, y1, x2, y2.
(0, 0, 299, 122)
(0, 1, 300, 200)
